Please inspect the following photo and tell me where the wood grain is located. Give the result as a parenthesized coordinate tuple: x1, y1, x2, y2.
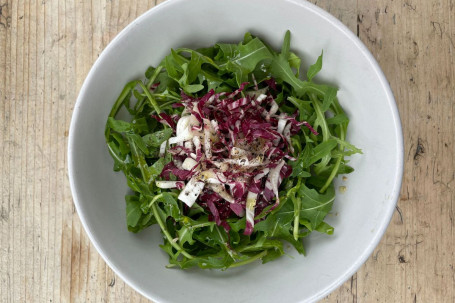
(0, 0, 454, 302)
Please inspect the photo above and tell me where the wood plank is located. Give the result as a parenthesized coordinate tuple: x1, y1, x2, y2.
(10, 0, 26, 302)
(355, 0, 455, 302)
(59, 0, 74, 300)
(0, 0, 10, 302)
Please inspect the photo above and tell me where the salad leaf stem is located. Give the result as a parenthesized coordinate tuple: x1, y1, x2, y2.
(292, 179, 302, 241)
(146, 193, 167, 210)
(151, 203, 194, 259)
(215, 226, 236, 259)
(108, 80, 138, 118)
(311, 93, 330, 142)
(139, 82, 161, 114)
(319, 99, 347, 193)
(107, 143, 126, 167)
(320, 148, 343, 193)
(311, 93, 333, 174)
(105, 80, 138, 139)
(229, 250, 268, 268)
(146, 65, 163, 87)
(152, 93, 180, 101)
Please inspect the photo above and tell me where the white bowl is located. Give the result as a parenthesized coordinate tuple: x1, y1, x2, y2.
(68, 0, 403, 302)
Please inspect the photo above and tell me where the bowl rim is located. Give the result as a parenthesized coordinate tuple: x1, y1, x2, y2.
(68, 0, 404, 302)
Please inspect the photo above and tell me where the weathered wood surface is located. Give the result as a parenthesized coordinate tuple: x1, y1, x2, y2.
(0, 0, 453, 302)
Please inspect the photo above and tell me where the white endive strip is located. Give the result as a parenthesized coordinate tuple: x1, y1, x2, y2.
(159, 140, 167, 157)
(246, 89, 268, 100)
(200, 169, 227, 184)
(256, 93, 268, 102)
(169, 115, 199, 144)
(245, 191, 258, 230)
(283, 123, 293, 153)
(192, 135, 201, 157)
(254, 168, 270, 181)
(207, 184, 234, 203)
(267, 160, 285, 204)
(203, 119, 212, 159)
(156, 181, 181, 189)
(269, 100, 279, 115)
(182, 157, 198, 170)
(184, 140, 193, 151)
(277, 118, 287, 135)
(178, 176, 205, 207)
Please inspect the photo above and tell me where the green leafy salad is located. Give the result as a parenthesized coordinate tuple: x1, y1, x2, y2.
(105, 31, 361, 269)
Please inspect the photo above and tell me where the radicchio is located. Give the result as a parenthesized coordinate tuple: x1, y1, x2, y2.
(155, 82, 318, 235)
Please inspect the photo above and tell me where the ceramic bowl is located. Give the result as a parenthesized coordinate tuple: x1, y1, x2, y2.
(68, 0, 403, 302)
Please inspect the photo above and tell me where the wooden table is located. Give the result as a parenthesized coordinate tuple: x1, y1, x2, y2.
(1, 0, 454, 302)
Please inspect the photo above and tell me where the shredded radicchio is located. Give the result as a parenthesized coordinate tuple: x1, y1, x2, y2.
(154, 82, 318, 235)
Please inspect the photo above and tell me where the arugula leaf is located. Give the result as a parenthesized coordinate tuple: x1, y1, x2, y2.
(306, 139, 338, 166)
(215, 43, 238, 61)
(126, 134, 152, 183)
(289, 143, 312, 176)
(125, 195, 143, 228)
(255, 199, 305, 254)
(145, 66, 155, 79)
(161, 192, 180, 218)
(288, 52, 301, 76)
(164, 52, 183, 82)
(321, 86, 338, 112)
(298, 184, 335, 230)
(107, 141, 126, 171)
(142, 128, 173, 147)
(179, 63, 204, 94)
(221, 37, 274, 86)
(150, 158, 167, 181)
(315, 221, 334, 235)
(126, 133, 148, 155)
(326, 113, 349, 125)
(111, 132, 129, 155)
(331, 137, 363, 155)
(270, 31, 307, 92)
(261, 247, 285, 264)
(307, 51, 323, 81)
(107, 117, 133, 132)
(233, 38, 273, 71)
(240, 237, 283, 254)
(177, 216, 214, 247)
(177, 226, 194, 246)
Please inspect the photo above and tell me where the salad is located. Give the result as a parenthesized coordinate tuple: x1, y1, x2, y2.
(105, 31, 361, 269)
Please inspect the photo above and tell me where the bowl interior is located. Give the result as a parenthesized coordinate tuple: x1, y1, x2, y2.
(68, 0, 403, 302)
